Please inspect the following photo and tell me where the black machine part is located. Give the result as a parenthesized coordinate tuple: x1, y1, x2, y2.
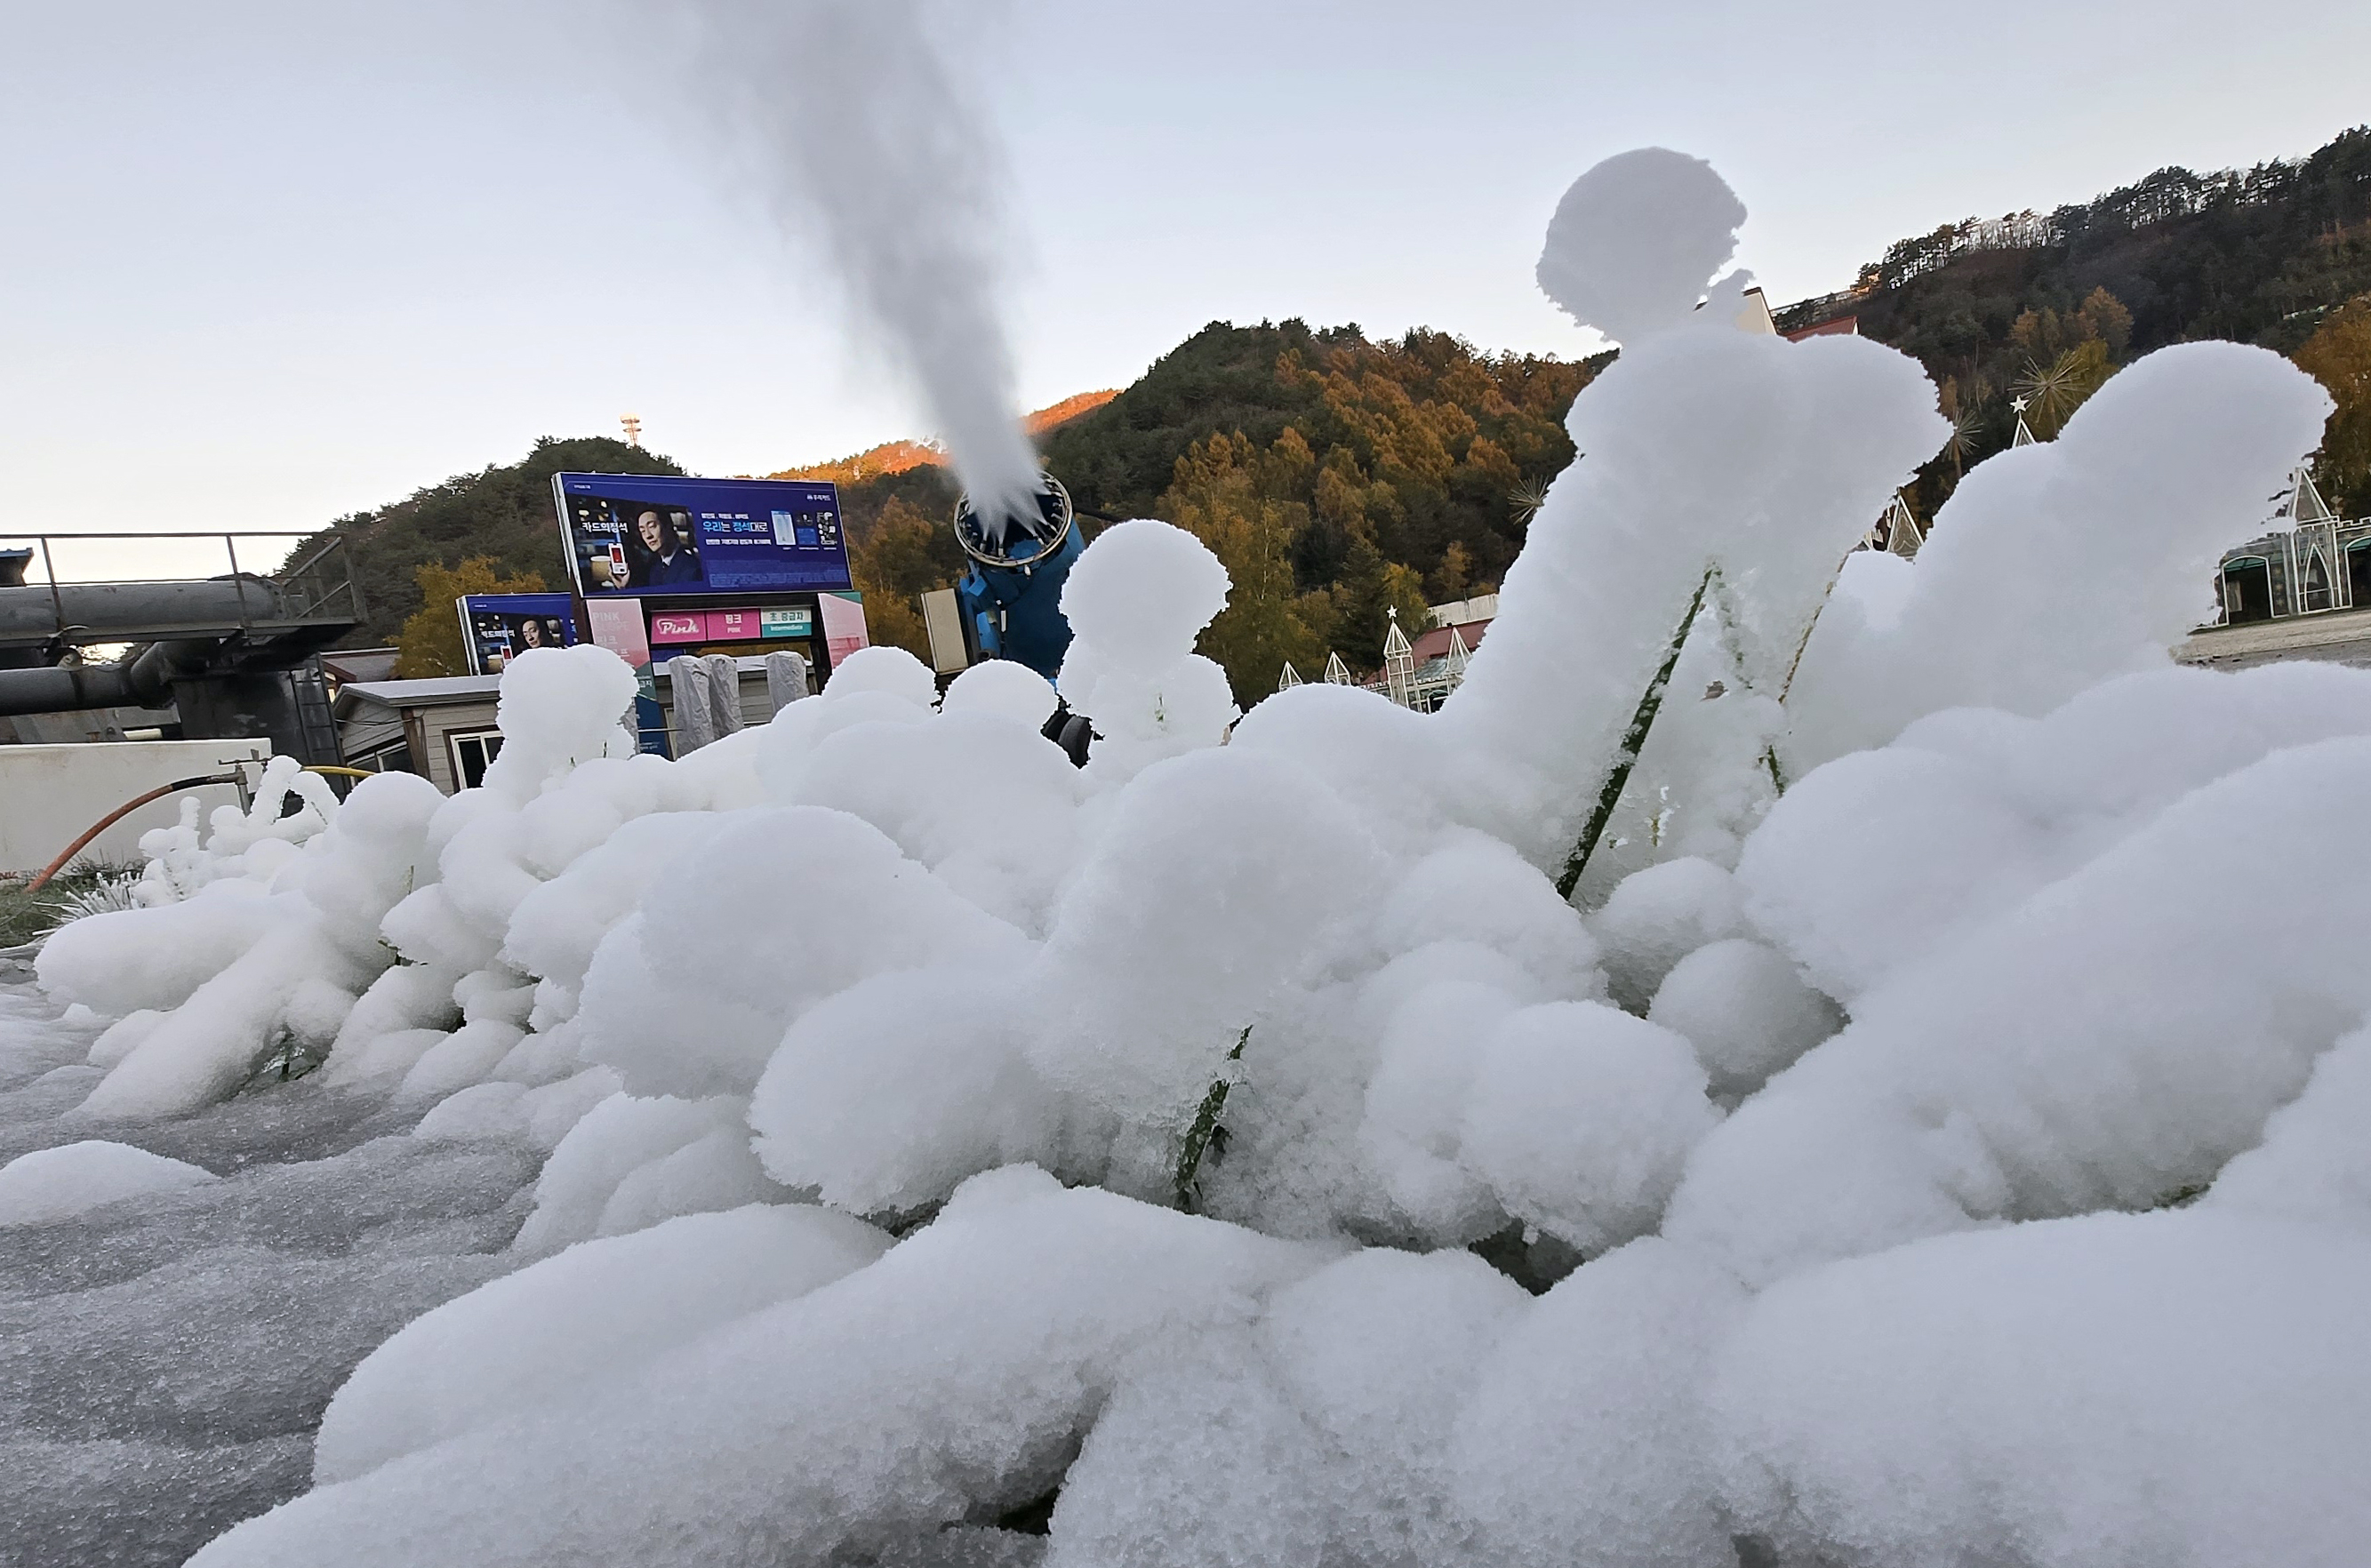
(953, 472, 1075, 568)
(1039, 700, 1095, 768)
(0, 638, 215, 716)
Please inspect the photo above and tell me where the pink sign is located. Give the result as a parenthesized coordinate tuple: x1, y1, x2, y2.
(584, 598, 652, 668)
(709, 609, 760, 641)
(817, 591, 869, 669)
(648, 607, 778, 644)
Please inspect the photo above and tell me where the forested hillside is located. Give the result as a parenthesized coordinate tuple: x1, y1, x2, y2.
(308, 126, 2371, 701)
(1781, 125, 2371, 518)
(837, 322, 1606, 695)
(772, 390, 1119, 489)
(320, 435, 683, 649)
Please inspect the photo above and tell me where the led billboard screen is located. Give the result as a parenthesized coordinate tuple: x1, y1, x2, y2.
(458, 593, 579, 675)
(551, 472, 852, 598)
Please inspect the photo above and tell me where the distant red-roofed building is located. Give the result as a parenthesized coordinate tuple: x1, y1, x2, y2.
(1345, 595, 1499, 710)
(1782, 315, 1860, 341)
(1409, 619, 1490, 665)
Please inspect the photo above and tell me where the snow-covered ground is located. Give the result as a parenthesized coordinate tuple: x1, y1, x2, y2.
(0, 972, 541, 1568)
(4, 146, 2369, 1567)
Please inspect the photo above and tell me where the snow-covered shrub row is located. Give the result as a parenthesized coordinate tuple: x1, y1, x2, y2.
(17, 145, 2367, 1564)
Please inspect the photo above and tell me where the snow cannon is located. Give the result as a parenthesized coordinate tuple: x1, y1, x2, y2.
(951, 471, 1082, 680)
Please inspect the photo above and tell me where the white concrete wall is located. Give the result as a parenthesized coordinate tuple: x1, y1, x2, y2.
(0, 741, 268, 874)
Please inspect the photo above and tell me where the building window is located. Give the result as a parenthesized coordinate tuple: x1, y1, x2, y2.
(352, 743, 414, 775)
(447, 728, 504, 790)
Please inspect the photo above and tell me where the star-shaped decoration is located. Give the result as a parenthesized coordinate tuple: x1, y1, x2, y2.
(2011, 395, 2030, 413)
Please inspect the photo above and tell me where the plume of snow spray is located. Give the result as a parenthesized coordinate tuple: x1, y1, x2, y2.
(689, 0, 1042, 529)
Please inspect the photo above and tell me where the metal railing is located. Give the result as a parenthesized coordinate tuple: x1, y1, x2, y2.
(0, 530, 364, 648)
(271, 532, 367, 625)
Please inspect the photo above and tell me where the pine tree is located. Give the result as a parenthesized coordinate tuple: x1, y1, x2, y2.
(1330, 533, 1431, 670)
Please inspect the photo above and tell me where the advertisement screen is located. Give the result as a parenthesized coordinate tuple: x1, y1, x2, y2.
(459, 593, 579, 675)
(551, 472, 852, 598)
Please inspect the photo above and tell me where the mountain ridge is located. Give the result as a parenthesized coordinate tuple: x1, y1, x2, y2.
(767, 390, 1121, 486)
(311, 126, 2371, 701)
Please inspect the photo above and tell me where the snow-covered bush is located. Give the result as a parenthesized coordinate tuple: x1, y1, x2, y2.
(35, 146, 2368, 1567)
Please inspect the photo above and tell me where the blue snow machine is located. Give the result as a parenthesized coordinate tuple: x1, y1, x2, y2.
(952, 472, 1094, 764)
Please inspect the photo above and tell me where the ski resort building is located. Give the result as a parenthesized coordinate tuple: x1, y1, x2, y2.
(2180, 470, 2371, 672)
(2206, 470, 2357, 625)
(1396, 596, 1495, 711)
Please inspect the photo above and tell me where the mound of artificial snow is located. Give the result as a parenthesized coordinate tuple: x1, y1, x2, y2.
(314, 1203, 892, 1484)
(4, 137, 2359, 1568)
(0, 1140, 217, 1226)
(1711, 1209, 2371, 1566)
(187, 1168, 1325, 1568)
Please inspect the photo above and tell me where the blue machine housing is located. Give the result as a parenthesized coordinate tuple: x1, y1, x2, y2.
(951, 473, 1082, 680)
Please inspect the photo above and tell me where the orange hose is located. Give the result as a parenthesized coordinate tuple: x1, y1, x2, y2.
(25, 773, 239, 894)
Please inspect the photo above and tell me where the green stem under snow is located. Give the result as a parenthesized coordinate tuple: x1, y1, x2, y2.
(1557, 564, 1717, 901)
(1174, 1026, 1253, 1213)
(1706, 566, 1792, 797)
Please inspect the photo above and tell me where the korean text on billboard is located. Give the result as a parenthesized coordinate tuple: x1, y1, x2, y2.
(551, 472, 852, 598)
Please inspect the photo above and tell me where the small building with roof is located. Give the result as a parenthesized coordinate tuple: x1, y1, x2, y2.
(333, 654, 811, 791)
(333, 674, 505, 791)
(2180, 468, 2371, 670)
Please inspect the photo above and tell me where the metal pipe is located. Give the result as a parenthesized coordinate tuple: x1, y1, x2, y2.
(0, 639, 214, 716)
(0, 578, 292, 648)
(0, 663, 144, 716)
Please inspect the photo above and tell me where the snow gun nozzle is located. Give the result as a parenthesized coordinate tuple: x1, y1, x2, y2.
(953, 471, 1075, 569)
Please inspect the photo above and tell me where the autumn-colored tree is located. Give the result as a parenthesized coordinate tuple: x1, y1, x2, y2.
(1160, 433, 1331, 701)
(1048, 323, 1590, 605)
(1430, 540, 1475, 603)
(1259, 424, 1318, 498)
(852, 577, 929, 666)
(395, 557, 546, 677)
(2078, 286, 2134, 359)
(2295, 296, 2371, 519)
(2009, 307, 2076, 364)
(845, 494, 962, 663)
(2004, 285, 2133, 439)
(1310, 444, 1383, 533)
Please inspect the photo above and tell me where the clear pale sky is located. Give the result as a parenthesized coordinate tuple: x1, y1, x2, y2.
(4, 0, 2366, 551)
